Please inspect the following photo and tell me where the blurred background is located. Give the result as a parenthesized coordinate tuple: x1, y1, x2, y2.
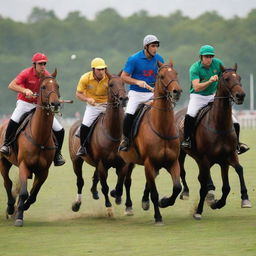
(0, 0, 255, 127)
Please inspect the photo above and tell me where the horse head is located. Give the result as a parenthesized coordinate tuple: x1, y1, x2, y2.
(219, 64, 245, 105)
(156, 60, 182, 105)
(38, 69, 61, 113)
(107, 72, 128, 108)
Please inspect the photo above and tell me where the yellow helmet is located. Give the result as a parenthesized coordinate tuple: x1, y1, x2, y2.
(91, 57, 107, 69)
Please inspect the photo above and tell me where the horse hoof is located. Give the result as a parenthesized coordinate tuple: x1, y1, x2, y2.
(206, 190, 215, 205)
(124, 207, 134, 216)
(241, 199, 252, 208)
(155, 220, 164, 226)
(115, 197, 122, 205)
(72, 201, 81, 212)
(15, 219, 23, 227)
(92, 192, 99, 200)
(159, 197, 170, 208)
(180, 192, 189, 200)
(106, 207, 114, 217)
(110, 190, 116, 198)
(193, 213, 202, 220)
(7, 205, 15, 215)
(142, 200, 150, 211)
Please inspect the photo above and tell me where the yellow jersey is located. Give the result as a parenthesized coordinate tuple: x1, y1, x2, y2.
(76, 71, 109, 103)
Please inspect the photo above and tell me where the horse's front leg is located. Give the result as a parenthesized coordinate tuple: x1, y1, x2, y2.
(15, 162, 30, 227)
(124, 163, 134, 216)
(159, 159, 182, 208)
(90, 168, 99, 200)
(71, 157, 84, 212)
(194, 161, 211, 220)
(231, 158, 252, 208)
(144, 159, 162, 225)
(98, 161, 113, 216)
(0, 158, 16, 217)
(179, 150, 190, 200)
(23, 170, 49, 211)
(210, 164, 230, 210)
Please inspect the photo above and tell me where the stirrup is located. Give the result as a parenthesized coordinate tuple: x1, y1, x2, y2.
(118, 138, 129, 152)
(237, 143, 250, 155)
(181, 138, 191, 149)
(76, 146, 87, 157)
(0, 144, 11, 155)
(54, 152, 65, 166)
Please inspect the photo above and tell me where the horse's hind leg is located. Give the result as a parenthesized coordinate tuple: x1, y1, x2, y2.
(179, 150, 189, 200)
(0, 158, 16, 217)
(71, 157, 84, 212)
(142, 181, 150, 211)
(159, 160, 182, 208)
(210, 164, 230, 210)
(90, 168, 99, 200)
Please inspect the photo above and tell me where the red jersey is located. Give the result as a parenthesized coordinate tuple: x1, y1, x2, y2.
(16, 66, 50, 103)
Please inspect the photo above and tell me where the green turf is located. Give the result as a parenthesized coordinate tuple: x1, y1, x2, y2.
(0, 129, 255, 256)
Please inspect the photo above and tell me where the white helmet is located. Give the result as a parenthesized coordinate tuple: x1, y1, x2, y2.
(143, 34, 160, 47)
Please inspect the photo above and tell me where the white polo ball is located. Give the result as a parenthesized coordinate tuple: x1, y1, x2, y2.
(71, 54, 77, 60)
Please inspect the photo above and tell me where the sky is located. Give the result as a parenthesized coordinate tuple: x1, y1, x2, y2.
(0, 0, 256, 22)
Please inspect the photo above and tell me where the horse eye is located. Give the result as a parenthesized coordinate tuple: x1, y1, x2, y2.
(41, 85, 46, 89)
(109, 83, 113, 87)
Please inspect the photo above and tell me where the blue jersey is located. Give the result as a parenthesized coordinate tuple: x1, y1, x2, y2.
(123, 50, 164, 92)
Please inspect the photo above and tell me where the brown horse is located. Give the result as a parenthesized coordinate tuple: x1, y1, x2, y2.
(69, 75, 133, 216)
(118, 62, 182, 224)
(0, 70, 61, 226)
(175, 64, 251, 220)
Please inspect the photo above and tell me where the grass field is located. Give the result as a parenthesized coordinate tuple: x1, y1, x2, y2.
(0, 129, 255, 256)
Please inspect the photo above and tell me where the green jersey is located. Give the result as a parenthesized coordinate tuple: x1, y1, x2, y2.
(189, 58, 224, 96)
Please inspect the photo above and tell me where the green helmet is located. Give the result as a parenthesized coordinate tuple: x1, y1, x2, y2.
(199, 45, 215, 56)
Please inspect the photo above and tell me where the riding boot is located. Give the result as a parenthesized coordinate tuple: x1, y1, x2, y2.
(181, 114, 196, 149)
(77, 124, 90, 157)
(234, 123, 249, 155)
(53, 129, 66, 166)
(0, 119, 19, 155)
(119, 113, 136, 152)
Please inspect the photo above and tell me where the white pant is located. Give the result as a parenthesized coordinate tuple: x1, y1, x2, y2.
(11, 100, 63, 131)
(187, 94, 238, 123)
(125, 90, 153, 115)
(82, 103, 107, 127)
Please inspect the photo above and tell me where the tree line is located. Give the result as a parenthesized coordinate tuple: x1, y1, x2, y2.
(0, 7, 255, 117)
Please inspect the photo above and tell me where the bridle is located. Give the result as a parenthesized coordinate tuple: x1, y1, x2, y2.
(151, 65, 180, 109)
(214, 69, 242, 103)
(35, 76, 61, 114)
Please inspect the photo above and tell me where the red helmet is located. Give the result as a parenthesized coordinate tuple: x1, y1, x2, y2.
(32, 52, 48, 63)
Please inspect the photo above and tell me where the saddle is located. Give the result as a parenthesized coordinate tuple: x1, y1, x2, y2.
(75, 113, 104, 143)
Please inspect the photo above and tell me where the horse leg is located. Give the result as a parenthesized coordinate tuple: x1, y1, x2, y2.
(211, 164, 230, 209)
(159, 160, 182, 208)
(90, 168, 99, 200)
(205, 175, 216, 204)
(142, 181, 150, 211)
(144, 159, 162, 225)
(194, 161, 210, 220)
(15, 162, 30, 227)
(23, 171, 49, 211)
(0, 158, 16, 217)
(71, 157, 84, 212)
(98, 161, 113, 216)
(179, 150, 189, 200)
(124, 163, 134, 216)
(232, 162, 252, 208)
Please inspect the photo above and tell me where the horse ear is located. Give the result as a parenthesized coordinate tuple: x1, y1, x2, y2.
(220, 64, 225, 72)
(52, 68, 57, 78)
(105, 69, 112, 79)
(117, 70, 123, 77)
(169, 59, 174, 68)
(157, 60, 163, 67)
(234, 63, 238, 72)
